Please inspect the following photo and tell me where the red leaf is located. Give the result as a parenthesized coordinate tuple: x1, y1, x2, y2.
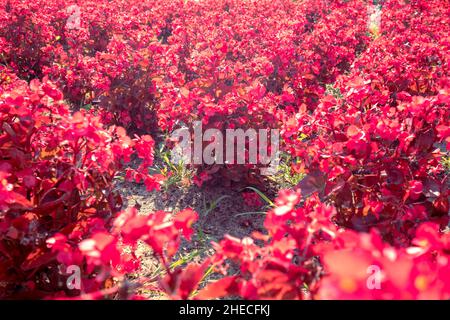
(196, 276, 239, 300)
(174, 208, 198, 240)
(21, 248, 56, 271)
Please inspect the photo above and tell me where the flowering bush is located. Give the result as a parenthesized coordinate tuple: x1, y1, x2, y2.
(317, 222, 450, 299)
(202, 191, 449, 300)
(0, 74, 163, 298)
(51, 207, 201, 300)
(282, 0, 449, 245)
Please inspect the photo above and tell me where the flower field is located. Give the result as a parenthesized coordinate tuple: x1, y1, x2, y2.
(0, 0, 449, 300)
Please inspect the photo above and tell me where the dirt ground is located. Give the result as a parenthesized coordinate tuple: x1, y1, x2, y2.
(117, 178, 269, 297)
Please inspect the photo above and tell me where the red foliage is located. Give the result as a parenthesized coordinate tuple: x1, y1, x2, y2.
(203, 191, 449, 300)
(0, 74, 163, 298)
(282, 0, 449, 245)
(317, 223, 450, 299)
(0, 0, 449, 300)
